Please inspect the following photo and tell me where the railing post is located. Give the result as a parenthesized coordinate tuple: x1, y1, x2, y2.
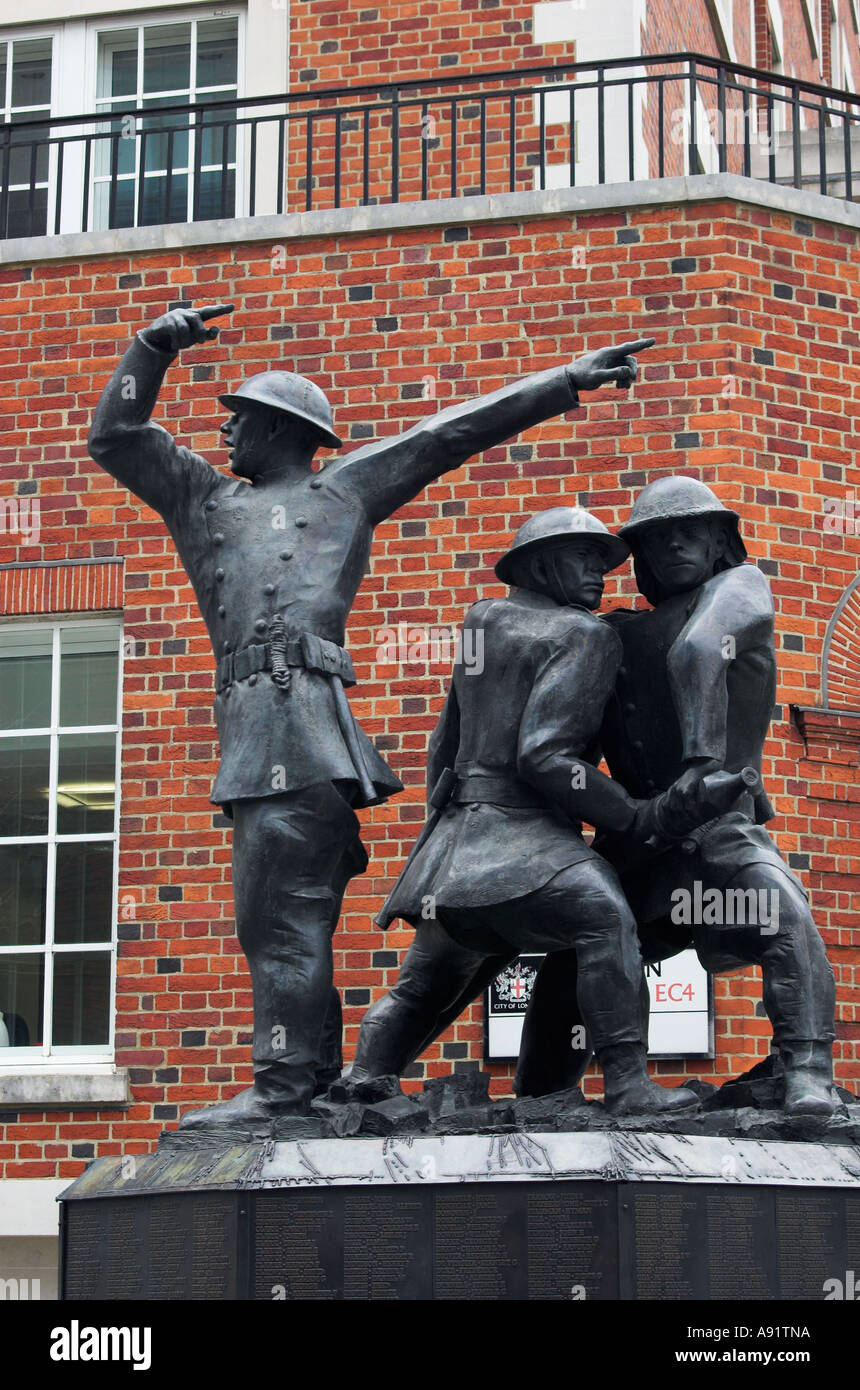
(717, 61, 727, 173)
(688, 58, 698, 176)
(843, 110, 853, 201)
(792, 83, 802, 189)
(597, 65, 605, 183)
(391, 86, 400, 204)
(0, 123, 9, 238)
(819, 97, 827, 195)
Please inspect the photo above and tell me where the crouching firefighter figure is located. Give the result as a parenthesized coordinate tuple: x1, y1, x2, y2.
(516, 478, 838, 1118)
(343, 508, 730, 1115)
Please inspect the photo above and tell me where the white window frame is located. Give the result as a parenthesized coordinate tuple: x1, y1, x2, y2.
(84, 6, 245, 233)
(0, 617, 124, 1066)
(0, 24, 59, 239)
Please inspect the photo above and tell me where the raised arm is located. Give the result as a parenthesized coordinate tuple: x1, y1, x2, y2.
(667, 564, 775, 767)
(330, 339, 655, 526)
(87, 304, 234, 519)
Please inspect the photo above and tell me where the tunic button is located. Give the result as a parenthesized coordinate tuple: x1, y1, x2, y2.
(618, 666, 628, 678)
(223, 686, 231, 699)
(216, 568, 225, 581)
(295, 516, 308, 528)
(254, 619, 267, 634)
(632, 740, 644, 752)
(218, 606, 226, 618)
(469, 803, 481, 812)
(624, 702, 636, 715)
(213, 533, 224, 546)
(223, 642, 231, 653)
(309, 479, 322, 490)
(263, 584, 275, 596)
(645, 779, 656, 792)
(280, 550, 293, 561)
(205, 500, 218, 512)
(248, 674, 258, 687)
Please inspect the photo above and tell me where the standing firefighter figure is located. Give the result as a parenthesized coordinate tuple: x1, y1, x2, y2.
(88, 301, 654, 1125)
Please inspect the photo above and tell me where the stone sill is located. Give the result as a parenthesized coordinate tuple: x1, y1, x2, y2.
(0, 1068, 130, 1110)
(1, 172, 859, 267)
(791, 705, 860, 754)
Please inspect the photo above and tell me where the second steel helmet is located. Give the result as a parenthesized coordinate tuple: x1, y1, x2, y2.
(619, 476, 747, 605)
(218, 371, 342, 450)
(495, 506, 629, 584)
(619, 476, 742, 541)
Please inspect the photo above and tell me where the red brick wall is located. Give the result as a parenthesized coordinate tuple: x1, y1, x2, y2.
(0, 191, 858, 1177)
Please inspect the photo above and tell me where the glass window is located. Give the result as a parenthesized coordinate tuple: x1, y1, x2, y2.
(0, 35, 53, 239)
(92, 15, 239, 231)
(0, 621, 121, 1061)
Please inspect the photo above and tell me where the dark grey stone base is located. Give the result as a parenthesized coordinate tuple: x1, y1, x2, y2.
(60, 1130, 860, 1301)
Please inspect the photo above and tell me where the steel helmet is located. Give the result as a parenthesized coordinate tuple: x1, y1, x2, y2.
(619, 476, 747, 605)
(495, 506, 629, 584)
(619, 476, 741, 540)
(218, 371, 342, 450)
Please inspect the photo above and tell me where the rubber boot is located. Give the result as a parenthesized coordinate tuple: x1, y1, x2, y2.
(598, 1042, 699, 1117)
(780, 1040, 836, 1118)
(178, 1063, 311, 1131)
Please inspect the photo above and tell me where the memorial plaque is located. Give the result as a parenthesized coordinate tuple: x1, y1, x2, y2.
(526, 1185, 618, 1300)
(704, 1189, 775, 1301)
(434, 1187, 527, 1299)
(252, 1189, 343, 1300)
(775, 1189, 851, 1301)
(63, 1194, 239, 1300)
(621, 1184, 707, 1300)
(343, 1190, 432, 1300)
(61, 1139, 860, 1301)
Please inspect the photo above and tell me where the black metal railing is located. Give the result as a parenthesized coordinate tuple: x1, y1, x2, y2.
(1, 52, 859, 242)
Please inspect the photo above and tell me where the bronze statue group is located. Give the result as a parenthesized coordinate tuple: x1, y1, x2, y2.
(88, 304, 837, 1128)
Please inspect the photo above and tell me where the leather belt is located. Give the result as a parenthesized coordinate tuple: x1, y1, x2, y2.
(215, 632, 356, 693)
(450, 772, 546, 809)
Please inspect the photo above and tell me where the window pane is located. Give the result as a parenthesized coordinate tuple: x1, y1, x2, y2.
(143, 24, 190, 95)
(142, 98, 190, 172)
(52, 951, 110, 1046)
(195, 169, 235, 221)
(59, 628, 119, 727)
(4, 186, 48, 240)
(54, 843, 113, 945)
(10, 38, 52, 110)
(0, 953, 43, 1047)
(0, 630, 52, 729)
(9, 115, 50, 187)
(0, 845, 47, 947)
(199, 93, 236, 168)
(0, 45, 7, 110)
(196, 20, 238, 89)
(97, 31, 138, 101)
(57, 734, 116, 834)
(0, 736, 50, 836)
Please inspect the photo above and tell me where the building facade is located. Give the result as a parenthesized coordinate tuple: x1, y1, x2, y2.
(0, 0, 858, 1298)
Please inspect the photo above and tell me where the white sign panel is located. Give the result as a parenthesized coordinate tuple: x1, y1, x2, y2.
(484, 948, 713, 1062)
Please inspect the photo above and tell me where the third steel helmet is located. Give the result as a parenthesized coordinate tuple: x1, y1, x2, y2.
(495, 506, 629, 584)
(219, 372, 341, 450)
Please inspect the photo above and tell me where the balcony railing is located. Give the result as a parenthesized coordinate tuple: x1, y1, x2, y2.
(2, 52, 860, 242)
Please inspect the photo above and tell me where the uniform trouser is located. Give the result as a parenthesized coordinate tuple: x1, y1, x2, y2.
(230, 781, 366, 1111)
(352, 857, 646, 1080)
(512, 858, 837, 1097)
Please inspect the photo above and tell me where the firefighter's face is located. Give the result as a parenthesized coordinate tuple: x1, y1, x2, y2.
(219, 405, 278, 480)
(637, 517, 728, 595)
(531, 541, 609, 609)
